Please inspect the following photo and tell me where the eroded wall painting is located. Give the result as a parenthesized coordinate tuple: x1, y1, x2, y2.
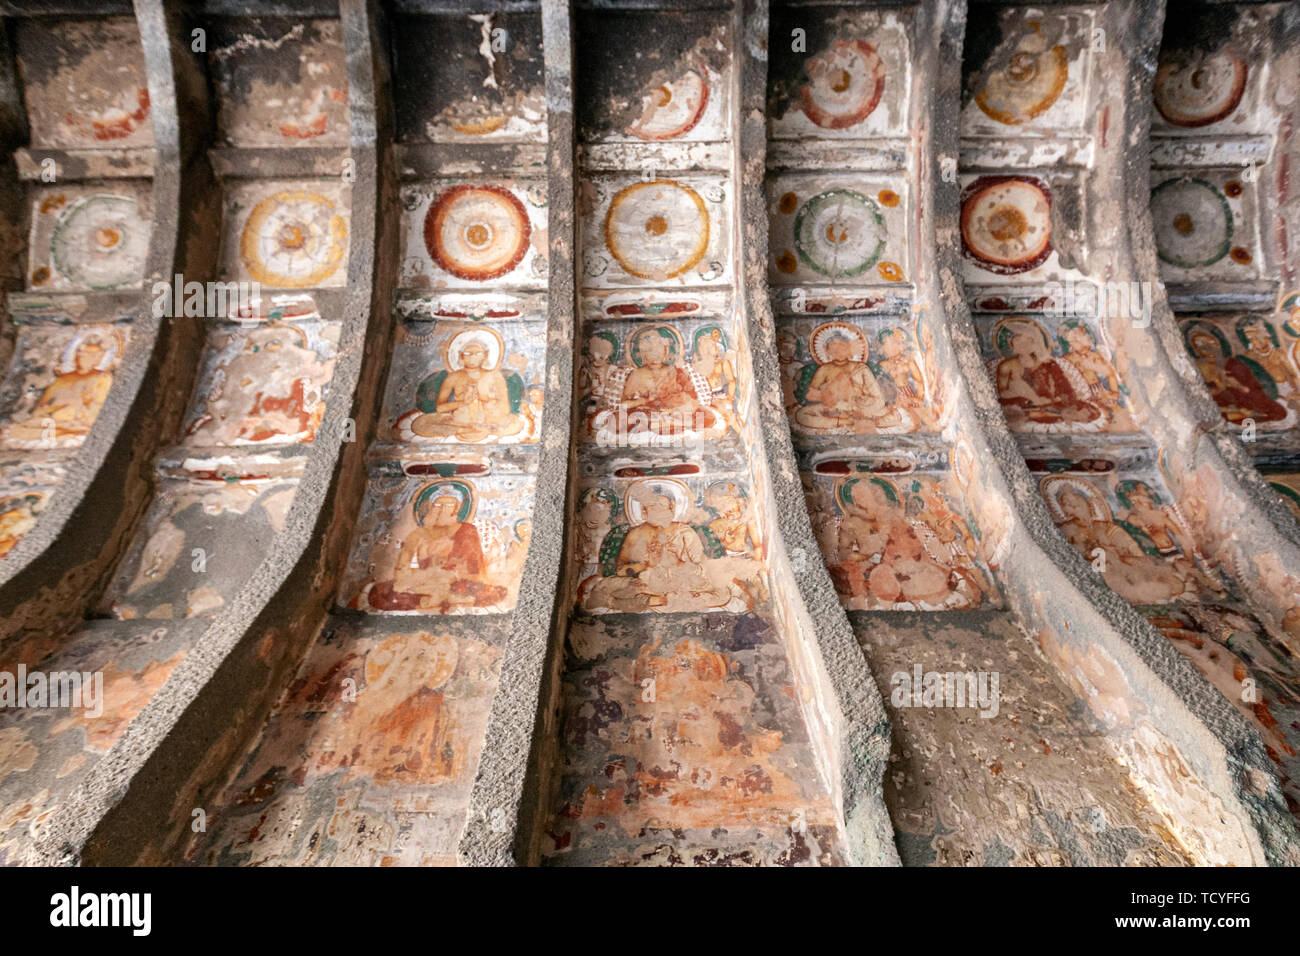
(208, 18, 349, 147)
(221, 181, 351, 290)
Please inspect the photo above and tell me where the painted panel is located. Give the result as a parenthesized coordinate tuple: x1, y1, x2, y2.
(101, 471, 301, 620)
(975, 312, 1136, 434)
(777, 314, 935, 435)
(0, 457, 64, 561)
(543, 612, 843, 866)
(399, 181, 547, 291)
(341, 471, 533, 615)
(767, 6, 911, 140)
(958, 173, 1083, 286)
(180, 319, 340, 448)
(580, 175, 731, 289)
(189, 623, 503, 866)
(766, 174, 910, 289)
(379, 319, 544, 446)
(219, 180, 351, 290)
(1150, 170, 1262, 284)
(393, 11, 545, 144)
(0, 322, 128, 450)
(802, 461, 1000, 611)
(960, 6, 1095, 138)
(16, 18, 153, 150)
(26, 185, 152, 293)
(1179, 313, 1300, 433)
(208, 18, 349, 148)
(578, 318, 740, 448)
(576, 9, 730, 144)
(573, 474, 767, 614)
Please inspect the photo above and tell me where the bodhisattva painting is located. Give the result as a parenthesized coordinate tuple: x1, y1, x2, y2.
(808, 472, 995, 611)
(0, 323, 126, 450)
(385, 322, 543, 445)
(183, 321, 339, 446)
(781, 319, 931, 434)
(581, 322, 735, 446)
(985, 315, 1134, 433)
(1040, 473, 1224, 605)
(1181, 316, 1300, 428)
(575, 477, 767, 614)
(345, 476, 532, 615)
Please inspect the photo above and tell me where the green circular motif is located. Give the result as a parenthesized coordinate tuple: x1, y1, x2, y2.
(50, 194, 148, 290)
(1150, 178, 1232, 269)
(793, 189, 886, 278)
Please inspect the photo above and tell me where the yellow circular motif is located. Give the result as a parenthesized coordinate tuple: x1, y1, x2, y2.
(239, 189, 348, 289)
(604, 180, 709, 281)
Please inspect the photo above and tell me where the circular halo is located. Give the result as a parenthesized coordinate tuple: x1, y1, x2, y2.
(50, 194, 149, 290)
(627, 70, 710, 141)
(810, 321, 868, 365)
(412, 478, 476, 524)
(239, 189, 348, 288)
(836, 475, 900, 512)
(444, 327, 504, 372)
(1040, 474, 1112, 524)
(800, 40, 886, 130)
(974, 38, 1069, 126)
(960, 176, 1052, 274)
(1154, 50, 1247, 128)
(423, 185, 531, 281)
(624, 478, 691, 525)
(1150, 178, 1232, 269)
(627, 324, 684, 367)
(793, 189, 887, 278)
(58, 323, 125, 374)
(604, 180, 709, 281)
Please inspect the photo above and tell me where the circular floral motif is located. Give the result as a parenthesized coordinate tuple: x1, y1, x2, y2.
(1150, 177, 1233, 268)
(800, 40, 886, 130)
(50, 194, 149, 290)
(627, 70, 710, 140)
(960, 176, 1052, 274)
(604, 180, 709, 281)
(1154, 50, 1247, 128)
(239, 190, 348, 288)
(424, 185, 532, 281)
(974, 43, 1069, 125)
(793, 189, 886, 278)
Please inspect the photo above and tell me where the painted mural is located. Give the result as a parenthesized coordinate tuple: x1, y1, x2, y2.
(188, 623, 503, 866)
(181, 320, 339, 447)
(0, 322, 127, 450)
(543, 613, 843, 866)
(0, 457, 63, 561)
(779, 317, 932, 434)
(582, 176, 729, 289)
(341, 472, 532, 616)
(803, 464, 998, 612)
(573, 476, 766, 614)
(208, 18, 349, 147)
(16, 17, 153, 149)
(579, 320, 737, 447)
(1150, 171, 1260, 283)
(766, 175, 909, 288)
(401, 182, 546, 290)
(381, 320, 544, 446)
(27, 186, 152, 293)
(1180, 314, 1300, 431)
(221, 180, 351, 290)
(766, 7, 911, 140)
(0, 621, 190, 866)
(977, 313, 1134, 433)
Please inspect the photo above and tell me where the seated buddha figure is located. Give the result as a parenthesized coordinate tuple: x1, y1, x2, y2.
(794, 324, 908, 433)
(403, 329, 526, 443)
(0, 327, 120, 449)
(581, 481, 735, 613)
(994, 319, 1103, 431)
(1186, 327, 1287, 425)
(366, 486, 507, 612)
(589, 325, 722, 445)
(832, 478, 957, 609)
